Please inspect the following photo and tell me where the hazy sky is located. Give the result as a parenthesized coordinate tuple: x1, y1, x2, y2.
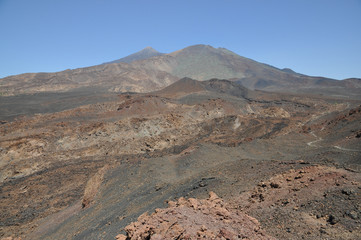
(1, 0, 360, 79)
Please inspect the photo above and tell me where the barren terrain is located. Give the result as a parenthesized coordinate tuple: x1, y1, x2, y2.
(0, 77, 360, 239)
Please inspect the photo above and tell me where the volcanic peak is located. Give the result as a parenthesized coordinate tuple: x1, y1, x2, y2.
(103, 46, 164, 64)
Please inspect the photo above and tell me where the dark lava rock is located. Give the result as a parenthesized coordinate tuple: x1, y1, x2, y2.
(320, 227, 327, 234)
(346, 210, 358, 220)
(342, 189, 355, 195)
(155, 185, 162, 191)
(198, 181, 207, 187)
(270, 182, 280, 188)
(327, 215, 339, 225)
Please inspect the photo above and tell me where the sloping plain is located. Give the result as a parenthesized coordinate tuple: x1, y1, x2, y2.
(1, 78, 360, 239)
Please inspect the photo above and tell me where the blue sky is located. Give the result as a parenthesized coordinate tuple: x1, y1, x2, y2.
(0, 0, 360, 79)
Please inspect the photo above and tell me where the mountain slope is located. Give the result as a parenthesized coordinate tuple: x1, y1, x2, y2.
(131, 44, 329, 89)
(0, 62, 177, 96)
(131, 45, 251, 80)
(131, 44, 361, 98)
(103, 47, 164, 64)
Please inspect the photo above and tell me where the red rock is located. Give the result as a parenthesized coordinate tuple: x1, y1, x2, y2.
(117, 192, 275, 239)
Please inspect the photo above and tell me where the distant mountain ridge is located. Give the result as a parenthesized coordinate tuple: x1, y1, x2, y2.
(103, 47, 164, 64)
(1, 44, 360, 99)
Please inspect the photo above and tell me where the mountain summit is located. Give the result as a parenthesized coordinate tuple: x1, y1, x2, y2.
(103, 46, 164, 64)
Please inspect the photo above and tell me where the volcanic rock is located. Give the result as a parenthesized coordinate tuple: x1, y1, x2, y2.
(116, 192, 275, 240)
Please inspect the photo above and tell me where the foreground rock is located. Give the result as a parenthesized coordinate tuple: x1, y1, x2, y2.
(116, 192, 274, 240)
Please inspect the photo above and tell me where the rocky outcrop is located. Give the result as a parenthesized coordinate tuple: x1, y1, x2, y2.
(82, 165, 109, 208)
(116, 192, 275, 240)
